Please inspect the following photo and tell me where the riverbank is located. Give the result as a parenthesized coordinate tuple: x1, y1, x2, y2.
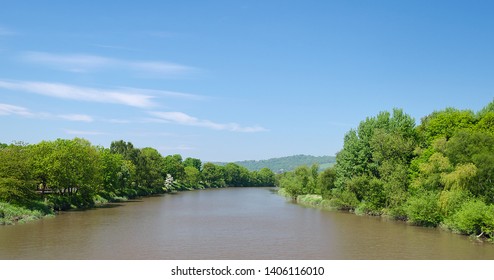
(0, 202, 54, 225)
(277, 189, 494, 244)
(278, 188, 333, 210)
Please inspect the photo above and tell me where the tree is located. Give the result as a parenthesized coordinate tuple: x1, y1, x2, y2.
(318, 167, 336, 199)
(140, 147, 166, 193)
(201, 163, 225, 188)
(446, 200, 494, 237)
(417, 108, 475, 145)
(0, 143, 36, 205)
(183, 157, 202, 171)
(477, 98, 494, 118)
(163, 154, 185, 181)
(405, 190, 442, 227)
(34, 138, 102, 209)
(223, 163, 251, 187)
(183, 166, 202, 189)
(99, 148, 135, 198)
(334, 109, 416, 213)
(443, 130, 494, 200)
(257, 168, 275, 186)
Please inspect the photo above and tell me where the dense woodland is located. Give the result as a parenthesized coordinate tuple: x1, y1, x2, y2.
(278, 99, 494, 240)
(0, 139, 275, 224)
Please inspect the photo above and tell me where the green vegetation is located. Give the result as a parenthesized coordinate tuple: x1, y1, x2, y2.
(0, 139, 275, 225)
(277, 99, 494, 241)
(0, 202, 52, 225)
(216, 155, 335, 172)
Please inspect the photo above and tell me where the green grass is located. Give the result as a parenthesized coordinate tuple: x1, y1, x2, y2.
(296, 194, 334, 210)
(0, 202, 49, 225)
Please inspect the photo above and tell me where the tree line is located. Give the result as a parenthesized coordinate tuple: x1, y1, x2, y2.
(217, 155, 336, 173)
(0, 139, 275, 223)
(278, 99, 494, 240)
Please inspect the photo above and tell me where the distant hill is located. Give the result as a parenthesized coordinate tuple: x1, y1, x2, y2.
(216, 155, 336, 173)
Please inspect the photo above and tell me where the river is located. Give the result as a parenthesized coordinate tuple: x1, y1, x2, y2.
(1, 187, 493, 259)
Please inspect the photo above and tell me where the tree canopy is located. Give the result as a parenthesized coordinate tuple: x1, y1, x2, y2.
(0, 138, 276, 221)
(278, 99, 494, 239)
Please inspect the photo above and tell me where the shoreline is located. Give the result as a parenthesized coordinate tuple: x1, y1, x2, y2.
(277, 188, 493, 244)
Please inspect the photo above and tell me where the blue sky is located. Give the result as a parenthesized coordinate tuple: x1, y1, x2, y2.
(1, 1, 493, 162)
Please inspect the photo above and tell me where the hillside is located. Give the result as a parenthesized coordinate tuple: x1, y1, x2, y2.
(217, 155, 336, 173)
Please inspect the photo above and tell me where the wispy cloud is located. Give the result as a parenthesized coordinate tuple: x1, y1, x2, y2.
(149, 111, 268, 133)
(0, 80, 156, 108)
(120, 87, 205, 101)
(0, 103, 33, 117)
(59, 114, 94, 122)
(0, 102, 94, 123)
(22, 52, 110, 73)
(21, 51, 196, 77)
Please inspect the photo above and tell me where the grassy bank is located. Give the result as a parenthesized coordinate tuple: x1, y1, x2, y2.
(0, 202, 53, 225)
(278, 189, 494, 243)
(278, 188, 335, 211)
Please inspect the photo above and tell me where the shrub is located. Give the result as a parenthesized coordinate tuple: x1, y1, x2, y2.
(438, 189, 471, 217)
(405, 191, 442, 227)
(355, 201, 382, 216)
(0, 202, 44, 225)
(446, 200, 494, 237)
(329, 189, 359, 210)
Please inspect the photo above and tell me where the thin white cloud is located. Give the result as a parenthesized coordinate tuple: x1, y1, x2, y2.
(0, 80, 156, 108)
(120, 87, 205, 101)
(149, 111, 268, 133)
(0, 102, 94, 123)
(58, 114, 94, 122)
(21, 51, 196, 77)
(0, 103, 33, 117)
(104, 118, 132, 124)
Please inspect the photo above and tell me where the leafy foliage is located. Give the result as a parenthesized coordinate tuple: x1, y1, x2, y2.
(0, 138, 276, 224)
(278, 99, 494, 239)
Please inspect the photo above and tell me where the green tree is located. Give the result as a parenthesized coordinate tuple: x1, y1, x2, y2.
(163, 154, 185, 181)
(443, 130, 494, 200)
(405, 190, 442, 227)
(0, 143, 36, 205)
(417, 108, 475, 145)
(318, 167, 336, 199)
(99, 148, 136, 199)
(183, 166, 202, 189)
(476, 98, 494, 118)
(335, 109, 416, 213)
(140, 147, 166, 193)
(183, 157, 202, 171)
(257, 168, 275, 186)
(35, 139, 102, 209)
(446, 200, 494, 237)
(201, 163, 225, 188)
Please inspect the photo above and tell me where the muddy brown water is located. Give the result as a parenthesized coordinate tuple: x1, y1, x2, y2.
(1, 187, 493, 259)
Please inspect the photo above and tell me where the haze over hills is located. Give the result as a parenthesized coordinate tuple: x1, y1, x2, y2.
(216, 155, 336, 173)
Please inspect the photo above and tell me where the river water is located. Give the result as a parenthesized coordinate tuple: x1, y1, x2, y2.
(1, 187, 493, 259)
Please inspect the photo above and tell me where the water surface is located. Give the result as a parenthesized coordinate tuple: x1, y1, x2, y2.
(1, 188, 493, 259)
